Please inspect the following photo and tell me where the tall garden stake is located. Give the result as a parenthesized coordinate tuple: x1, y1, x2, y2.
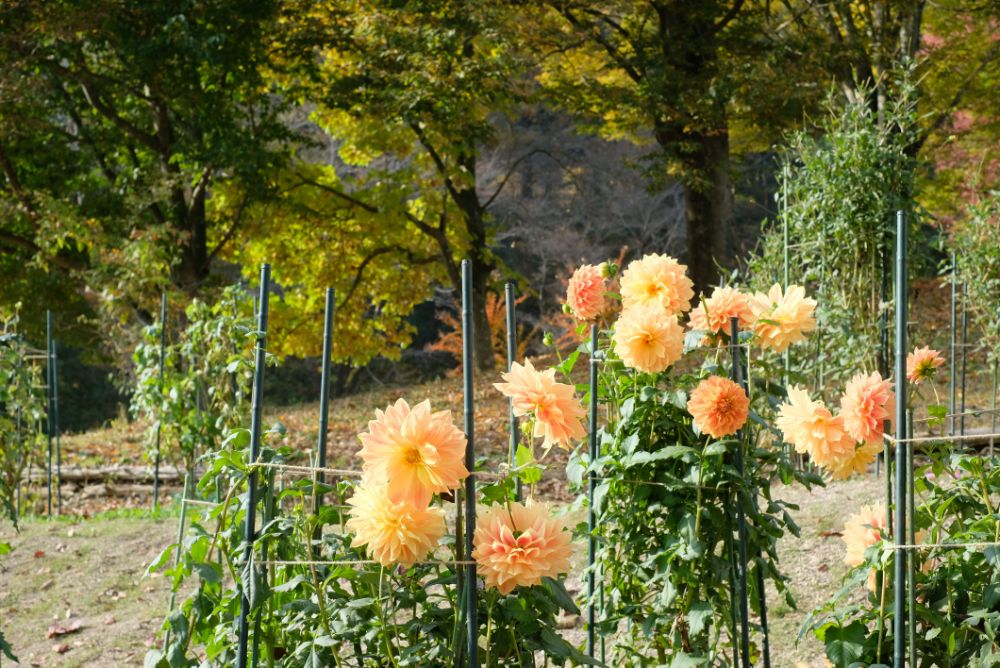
(53, 338, 61, 514)
(45, 310, 53, 517)
(959, 282, 968, 437)
(236, 263, 271, 668)
(315, 288, 335, 520)
(460, 260, 479, 668)
(153, 293, 167, 510)
(893, 210, 909, 667)
(587, 323, 599, 658)
(949, 253, 957, 437)
(164, 474, 190, 651)
(728, 319, 756, 668)
(731, 318, 771, 668)
(504, 282, 521, 502)
(906, 410, 916, 665)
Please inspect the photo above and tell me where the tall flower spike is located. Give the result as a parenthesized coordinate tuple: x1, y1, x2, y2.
(358, 398, 469, 507)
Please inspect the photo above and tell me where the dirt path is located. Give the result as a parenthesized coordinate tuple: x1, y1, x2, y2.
(0, 516, 176, 667)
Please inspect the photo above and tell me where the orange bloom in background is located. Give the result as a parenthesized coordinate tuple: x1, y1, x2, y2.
(346, 484, 446, 567)
(840, 371, 895, 445)
(494, 360, 586, 450)
(907, 346, 945, 385)
(613, 304, 685, 373)
(749, 284, 817, 352)
(473, 501, 574, 594)
(566, 264, 606, 321)
(358, 399, 469, 507)
(829, 442, 881, 480)
(619, 253, 694, 316)
(687, 376, 750, 438)
(688, 286, 755, 336)
(842, 503, 887, 567)
(776, 386, 854, 468)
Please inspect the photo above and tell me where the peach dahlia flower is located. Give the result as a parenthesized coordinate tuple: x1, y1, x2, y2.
(776, 386, 854, 468)
(688, 286, 755, 337)
(358, 399, 469, 507)
(842, 503, 887, 567)
(840, 371, 895, 445)
(687, 376, 750, 438)
(907, 346, 945, 385)
(566, 264, 606, 321)
(749, 284, 817, 352)
(494, 359, 586, 450)
(613, 304, 685, 373)
(472, 501, 574, 595)
(619, 253, 694, 316)
(829, 442, 881, 480)
(346, 484, 446, 567)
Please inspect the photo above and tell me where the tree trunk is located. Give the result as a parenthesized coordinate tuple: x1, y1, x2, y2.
(681, 130, 732, 295)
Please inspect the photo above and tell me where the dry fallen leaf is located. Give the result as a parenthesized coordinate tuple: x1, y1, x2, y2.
(52, 643, 70, 654)
(33, 550, 45, 558)
(46, 619, 83, 639)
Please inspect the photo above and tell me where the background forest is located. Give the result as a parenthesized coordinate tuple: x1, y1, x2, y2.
(0, 0, 997, 430)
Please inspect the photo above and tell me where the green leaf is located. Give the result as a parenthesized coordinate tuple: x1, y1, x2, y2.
(687, 601, 713, 637)
(542, 576, 580, 615)
(670, 652, 707, 667)
(823, 621, 867, 667)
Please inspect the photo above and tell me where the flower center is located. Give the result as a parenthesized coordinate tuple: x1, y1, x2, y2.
(404, 447, 423, 465)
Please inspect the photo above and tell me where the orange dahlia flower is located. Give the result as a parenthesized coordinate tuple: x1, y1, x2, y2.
(687, 376, 749, 438)
(472, 501, 574, 594)
(839, 371, 895, 445)
(749, 284, 817, 352)
(688, 286, 755, 337)
(346, 484, 446, 567)
(907, 346, 945, 385)
(493, 360, 586, 450)
(842, 503, 887, 567)
(776, 386, 854, 468)
(619, 253, 694, 316)
(613, 304, 685, 373)
(566, 264, 606, 321)
(358, 399, 469, 507)
(829, 442, 881, 480)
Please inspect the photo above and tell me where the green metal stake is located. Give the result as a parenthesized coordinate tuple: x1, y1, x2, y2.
(153, 294, 167, 511)
(990, 360, 997, 458)
(164, 474, 190, 651)
(315, 288, 335, 520)
(731, 319, 771, 667)
(504, 282, 522, 502)
(959, 282, 968, 438)
(53, 339, 61, 515)
(893, 210, 909, 668)
(236, 264, 271, 668)
(45, 310, 53, 518)
(586, 323, 599, 658)
(460, 260, 479, 668)
(949, 252, 957, 437)
(906, 410, 916, 666)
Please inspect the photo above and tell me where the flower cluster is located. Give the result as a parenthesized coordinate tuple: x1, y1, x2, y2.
(347, 399, 469, 566)
(777, 371, 894, 479)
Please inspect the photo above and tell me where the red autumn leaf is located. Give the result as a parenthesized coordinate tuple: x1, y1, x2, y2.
(34, 550, 45, 558)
